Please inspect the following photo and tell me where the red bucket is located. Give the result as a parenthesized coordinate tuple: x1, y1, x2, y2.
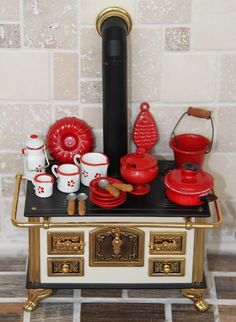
(169, 133, 210, 168)
(169, 107, 214, 168)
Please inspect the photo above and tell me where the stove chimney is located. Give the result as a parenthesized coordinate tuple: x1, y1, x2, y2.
(96, 7, 132, 177)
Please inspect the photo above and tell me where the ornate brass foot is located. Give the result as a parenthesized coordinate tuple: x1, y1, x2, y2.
(181, 288, 209, 312)
(24, 288, 53, 312)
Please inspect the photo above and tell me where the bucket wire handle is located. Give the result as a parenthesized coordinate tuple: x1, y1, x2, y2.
(170, 107, 214, 154)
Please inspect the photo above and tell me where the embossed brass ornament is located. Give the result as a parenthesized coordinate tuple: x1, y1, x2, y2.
(89, 227, 144, 267)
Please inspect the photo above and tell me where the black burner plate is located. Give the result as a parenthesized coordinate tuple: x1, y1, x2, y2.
(24, 160, 210, 218)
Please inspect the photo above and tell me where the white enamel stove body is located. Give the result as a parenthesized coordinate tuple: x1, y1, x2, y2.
(39, 216, 195, 285)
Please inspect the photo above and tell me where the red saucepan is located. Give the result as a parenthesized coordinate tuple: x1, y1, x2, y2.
(163, 162, 217, 206)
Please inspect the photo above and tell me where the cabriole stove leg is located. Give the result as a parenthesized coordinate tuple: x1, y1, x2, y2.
(24, 288, 53, 312)
(181, 288, 209, 312)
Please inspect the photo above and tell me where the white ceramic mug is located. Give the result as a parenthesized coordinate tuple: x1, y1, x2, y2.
(74, 152, 109, 187)
(32, 174, 54, 198)
(51, 164, 80, 193)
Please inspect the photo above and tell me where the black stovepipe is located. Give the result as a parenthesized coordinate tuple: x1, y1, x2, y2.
(97, 9, 131, 177)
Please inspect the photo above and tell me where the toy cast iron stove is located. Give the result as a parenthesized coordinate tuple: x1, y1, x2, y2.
(11, 8, 222, 313)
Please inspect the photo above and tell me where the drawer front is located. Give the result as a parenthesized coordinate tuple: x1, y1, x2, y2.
(149, 232, 186, 255)
(47, 257, 84, 276)
(47, 232, 84, 255)
(149, 258, 185, 277)
(89, 227, 144, 267)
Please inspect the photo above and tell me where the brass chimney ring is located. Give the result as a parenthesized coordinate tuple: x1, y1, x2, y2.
(96, 7, 132, 36)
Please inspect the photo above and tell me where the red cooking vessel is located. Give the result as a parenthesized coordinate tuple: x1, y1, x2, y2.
(120, 148, 158, 195)
(164, 162, 217, 206)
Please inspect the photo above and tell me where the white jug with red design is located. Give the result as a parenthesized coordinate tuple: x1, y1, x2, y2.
(22, 134, 49, 180)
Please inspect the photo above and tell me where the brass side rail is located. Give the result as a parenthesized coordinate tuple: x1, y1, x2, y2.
(11, 174, 222, 230)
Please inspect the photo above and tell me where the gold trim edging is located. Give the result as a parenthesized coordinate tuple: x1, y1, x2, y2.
(96, 7, 132, 36)
(12, 174, 223, 230)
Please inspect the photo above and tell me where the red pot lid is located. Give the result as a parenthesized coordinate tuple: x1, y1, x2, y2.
(120, 148, 157, 170)
(164, 162, 213, 195)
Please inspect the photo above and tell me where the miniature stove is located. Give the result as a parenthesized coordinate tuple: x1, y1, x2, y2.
(12, 160, 222, 312)
(11, 7, 222, 314)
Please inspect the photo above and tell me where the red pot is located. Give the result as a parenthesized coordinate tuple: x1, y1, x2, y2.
(120, 148, 158, 195)
(164, 162, 217, 206)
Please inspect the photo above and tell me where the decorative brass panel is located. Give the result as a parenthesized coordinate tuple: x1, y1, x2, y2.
(89, 227, 144, 267)
(149, 232, 186, 255)
(149, 258, 185, 276)
(47, 232, 84, 255)
(47, 257, 84, 277)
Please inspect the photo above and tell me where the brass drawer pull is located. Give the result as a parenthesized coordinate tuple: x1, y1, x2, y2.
(61, 264, 70, 273)
(163, 264, 171, 274)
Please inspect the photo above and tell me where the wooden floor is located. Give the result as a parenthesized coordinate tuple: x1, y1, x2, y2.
(0, 254, 235, 322)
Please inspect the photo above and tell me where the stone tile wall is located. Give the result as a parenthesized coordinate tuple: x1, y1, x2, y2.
(0, 0, 236, 253)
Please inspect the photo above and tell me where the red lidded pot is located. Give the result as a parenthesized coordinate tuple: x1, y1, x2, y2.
(164, 162, 217, 206)
(120, 148, 158, 195)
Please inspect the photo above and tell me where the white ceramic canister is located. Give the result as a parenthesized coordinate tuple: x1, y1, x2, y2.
(22, 134, 49, 180)
(74, 152, 109, 187)
(51, 163, 80, 193)
(32, 174, 54, 198)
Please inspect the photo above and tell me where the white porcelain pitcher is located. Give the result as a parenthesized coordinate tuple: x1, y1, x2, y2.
(22, 134, 49, 180)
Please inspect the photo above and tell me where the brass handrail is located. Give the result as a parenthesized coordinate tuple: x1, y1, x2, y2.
(11, 174, 222, 230)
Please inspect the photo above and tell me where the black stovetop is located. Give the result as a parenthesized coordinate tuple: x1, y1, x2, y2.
(24, 160, 210, 218)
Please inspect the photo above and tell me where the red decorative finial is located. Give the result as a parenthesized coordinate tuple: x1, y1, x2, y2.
(132, 102, 158, 153)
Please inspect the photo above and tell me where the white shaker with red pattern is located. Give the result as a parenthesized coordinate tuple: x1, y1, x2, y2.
(22, 134, 49, 180)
